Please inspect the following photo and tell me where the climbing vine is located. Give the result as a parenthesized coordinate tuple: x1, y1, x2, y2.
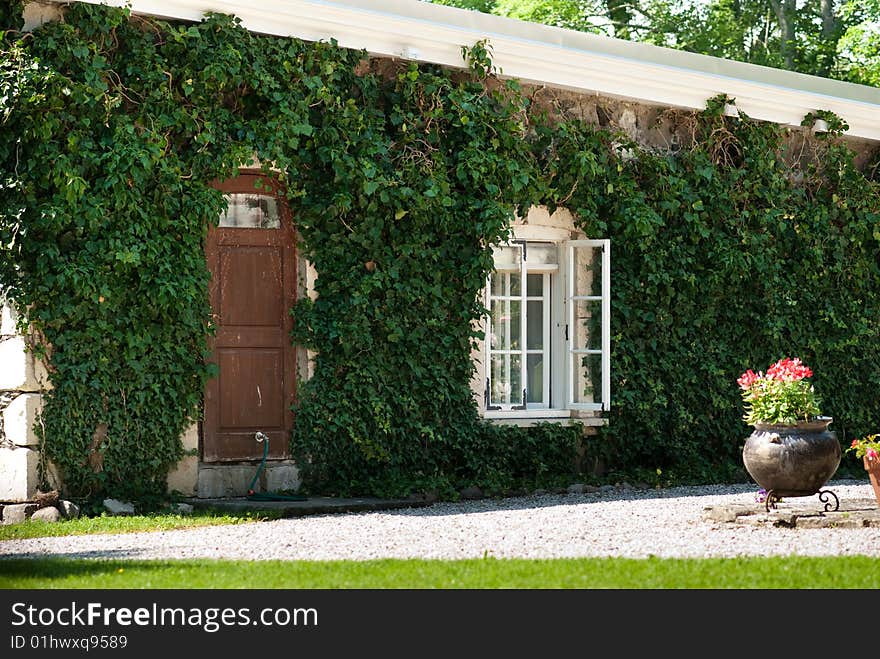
(1, 2, 878, 500)
(560, 96, 880, 484)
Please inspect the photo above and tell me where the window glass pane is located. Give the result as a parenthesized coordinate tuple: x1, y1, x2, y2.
(572, 352, 603, 406)
(526, 354, 544, 404)
(526, 300, 543, 350)
(220, 193, 281, 228)
(509, 272, 521, 296)
(528, 243, 557, 266)
(490, 273, 501, 297)
(492, 245, 522, 271)
(490, 299, 520, 350)
(490, 354, 523, 407)
(572, 299, 602, 351)
(490, 272, 522, 297)
(526, 273, 543, 297)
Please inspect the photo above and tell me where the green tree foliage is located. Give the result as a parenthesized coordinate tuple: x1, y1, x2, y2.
(428, 0, 880, 85)
(836, 0, 880, 86)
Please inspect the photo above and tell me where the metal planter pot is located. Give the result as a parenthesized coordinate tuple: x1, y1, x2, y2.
(742, 416, 841, 511)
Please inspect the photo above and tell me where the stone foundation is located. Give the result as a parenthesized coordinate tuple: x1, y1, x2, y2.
(195, 460, 301, 499)
(0, 302, 49, 502)
(164, 421, 302, 498)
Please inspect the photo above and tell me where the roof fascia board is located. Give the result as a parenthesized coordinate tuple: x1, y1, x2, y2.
(40, 0, 880, 141)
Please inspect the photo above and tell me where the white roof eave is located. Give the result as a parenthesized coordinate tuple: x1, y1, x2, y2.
(39, 0, 880, 142)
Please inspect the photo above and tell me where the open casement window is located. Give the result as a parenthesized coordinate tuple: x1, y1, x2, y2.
(567, 239, 610, 411)
(485, 237, 610, 417)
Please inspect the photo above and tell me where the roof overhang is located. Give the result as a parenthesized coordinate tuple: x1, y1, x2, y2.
(38, 0, 880, 142)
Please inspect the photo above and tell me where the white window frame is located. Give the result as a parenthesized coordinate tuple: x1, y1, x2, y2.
(486, 242, 527, 411)
(484, 237, 610, 418)
(566, 239, 611, 412)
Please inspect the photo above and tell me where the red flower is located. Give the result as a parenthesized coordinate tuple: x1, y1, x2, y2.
(767, 357, 812, 382)
(737, 369, 760, 390)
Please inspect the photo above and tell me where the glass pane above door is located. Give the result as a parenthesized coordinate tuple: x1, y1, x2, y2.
(220, 193, 281, 229)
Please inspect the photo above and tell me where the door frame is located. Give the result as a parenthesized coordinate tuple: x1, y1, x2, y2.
(203, 170, 297, 462)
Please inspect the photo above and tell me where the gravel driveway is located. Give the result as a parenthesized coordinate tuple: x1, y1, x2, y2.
(2, 480, 879, 561)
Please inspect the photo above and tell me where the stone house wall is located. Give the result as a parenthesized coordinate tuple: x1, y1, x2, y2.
(3, 7, 876, 501)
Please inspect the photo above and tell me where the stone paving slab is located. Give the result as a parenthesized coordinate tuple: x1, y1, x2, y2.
(703, 496, 880, 528)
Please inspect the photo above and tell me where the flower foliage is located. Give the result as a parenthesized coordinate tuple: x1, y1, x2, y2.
(737, 358, 822, 425)
(846, 434, 880, 461)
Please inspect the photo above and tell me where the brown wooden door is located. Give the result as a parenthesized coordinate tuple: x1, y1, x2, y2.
(203, 172, 296, 461)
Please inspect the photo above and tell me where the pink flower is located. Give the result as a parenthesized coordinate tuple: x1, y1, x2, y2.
(767, 357, 812, 382)
(846, 434, 880, 461)
(737, 369, 760, 390)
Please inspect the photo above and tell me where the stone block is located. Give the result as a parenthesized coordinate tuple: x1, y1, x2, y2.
(0, 336, 50, 392)
(796, 514, 849, 529)
(22, 2, 64, 32)
(103, 499, 135, 515)
(2, 502, 38, 524)
(31, 506, 62, 522)
(702, 504, 758, 523)
(265, 463, 301, 493)
(409, 489, 439, 503)
(2, 393, 42, 446)
(459, 486, 483, 500)
(1, 303, 18, 336)
(44, 459, 63, 491)
(181, 423, 199, 452)
(523, 206, 576, 232)
(59, 500, 80, 519)
(167, 455, 198, 497)
(196, 465, 255, 498)
(0, 446, 40, 502)
(702, 507, 739, 523)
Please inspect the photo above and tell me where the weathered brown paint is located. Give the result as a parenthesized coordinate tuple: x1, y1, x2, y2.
(203, 172, 296, 461)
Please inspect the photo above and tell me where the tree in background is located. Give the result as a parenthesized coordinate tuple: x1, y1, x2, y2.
(428, 1, 880, 85)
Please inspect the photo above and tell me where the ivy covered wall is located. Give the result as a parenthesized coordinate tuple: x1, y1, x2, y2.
(1, 2, 878, 501)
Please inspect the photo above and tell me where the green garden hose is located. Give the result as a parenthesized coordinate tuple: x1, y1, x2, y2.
(246, 432, 307, 501)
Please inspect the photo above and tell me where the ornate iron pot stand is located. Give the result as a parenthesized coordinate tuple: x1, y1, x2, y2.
(742, 417, 842, 513)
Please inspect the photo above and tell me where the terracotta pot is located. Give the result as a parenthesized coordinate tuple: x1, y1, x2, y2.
(864, 455, 880, 507)
(742, 416, 841, 497)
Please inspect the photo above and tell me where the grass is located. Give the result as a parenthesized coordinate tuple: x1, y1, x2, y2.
(0, 510, 283, 541)
(3, 481, 876, 590)
(1, 556, 879, 588)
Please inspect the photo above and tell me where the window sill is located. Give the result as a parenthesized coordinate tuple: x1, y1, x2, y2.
(484, 409, 571, 419)
(483, 410, 607, 428)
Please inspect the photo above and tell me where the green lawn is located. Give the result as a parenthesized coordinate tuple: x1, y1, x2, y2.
(3, 505, 877, 589)
(1, 556, 878, 588)
(0, 510, 282, 541)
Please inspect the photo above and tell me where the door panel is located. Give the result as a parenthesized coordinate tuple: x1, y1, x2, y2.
(203, 172, 296, 462)
(217, 350, 285, 428)
(219, 247, 283, 327)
